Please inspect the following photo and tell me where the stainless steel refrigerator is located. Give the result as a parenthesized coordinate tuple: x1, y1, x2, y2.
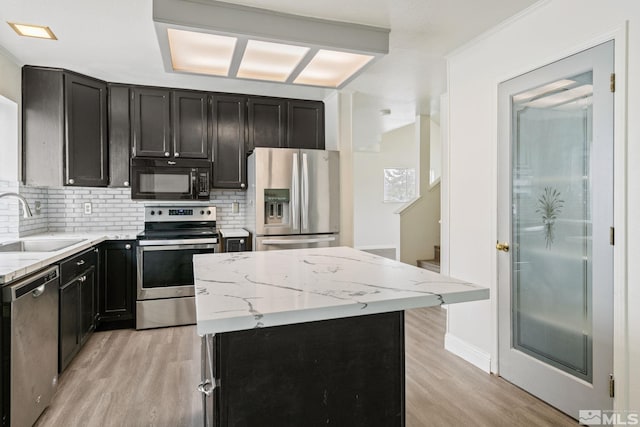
(246, 148, 340, 251)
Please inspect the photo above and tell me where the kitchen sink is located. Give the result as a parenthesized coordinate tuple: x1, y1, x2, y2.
(0, 239, 86, 253)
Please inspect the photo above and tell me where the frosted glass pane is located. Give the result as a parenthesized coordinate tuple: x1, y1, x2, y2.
(511, 71, 593, 382)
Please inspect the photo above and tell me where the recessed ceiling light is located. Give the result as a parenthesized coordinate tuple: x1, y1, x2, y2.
(7, 22, 57, 40)
(167, 28, 237, 76)
(237, 40, 309, 82)
(294, 50, 374, 88)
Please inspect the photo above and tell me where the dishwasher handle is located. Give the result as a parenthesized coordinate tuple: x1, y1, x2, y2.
(2, 266, 59, 302)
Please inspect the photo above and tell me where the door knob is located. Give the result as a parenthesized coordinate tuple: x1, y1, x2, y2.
(496, 241, 510, 252)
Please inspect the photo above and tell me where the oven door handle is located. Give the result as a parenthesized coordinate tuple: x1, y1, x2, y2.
(138, 239, 219, 247)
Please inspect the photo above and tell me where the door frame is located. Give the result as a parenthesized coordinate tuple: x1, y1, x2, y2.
(488, 26, 629, 410)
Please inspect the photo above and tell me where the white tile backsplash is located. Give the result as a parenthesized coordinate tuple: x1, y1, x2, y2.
(0, 182, 247, 238)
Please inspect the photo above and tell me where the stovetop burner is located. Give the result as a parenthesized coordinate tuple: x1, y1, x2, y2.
(138, 205, 218, 240)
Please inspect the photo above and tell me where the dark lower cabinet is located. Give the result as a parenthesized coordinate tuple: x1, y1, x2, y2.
(212, 95, 247, 189)
(58, 247, 98, 373)
(98, 241, 136, 329)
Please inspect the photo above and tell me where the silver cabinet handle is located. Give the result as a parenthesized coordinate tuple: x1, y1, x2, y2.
(239, 239, 245, 244)
(240, 183, 246, 188)
(76, 260, 85, 266)
(125, 244, 131, 250)
(175, 152, 180, 157)
(123, 181, 129, 187)
(164, 152, 170, 157)
(168, 161, 177, 165)
(69, 179, 75, 184)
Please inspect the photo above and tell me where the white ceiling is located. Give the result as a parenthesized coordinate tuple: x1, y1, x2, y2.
(0, 0, 538, 132)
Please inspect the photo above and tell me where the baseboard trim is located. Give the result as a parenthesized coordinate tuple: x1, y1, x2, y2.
(444, 333, 491, 373)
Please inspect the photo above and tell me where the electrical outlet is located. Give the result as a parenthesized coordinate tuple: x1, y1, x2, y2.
(84, 202, 92, 215)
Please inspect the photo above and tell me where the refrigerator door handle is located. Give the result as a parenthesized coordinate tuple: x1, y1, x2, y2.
(262, 236, 337, 245)
(291, 152, 299, 231)
(301, 153, 309, 231)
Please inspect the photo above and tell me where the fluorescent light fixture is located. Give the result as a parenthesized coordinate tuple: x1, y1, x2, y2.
(513, 79, 575, 104)
(167, 28, 237, 76)
(295, 49, 374, 88)
(153, 0, 389, 88)
(237, 40, 309, 82)
(524, 85, 593, 109)
(7, 22, 57, 40)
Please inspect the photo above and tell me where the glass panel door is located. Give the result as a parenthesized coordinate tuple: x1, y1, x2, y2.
(497, 41, 614, 418)
(512, 71, 593, 381)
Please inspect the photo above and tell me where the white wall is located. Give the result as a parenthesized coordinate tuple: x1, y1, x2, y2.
(353, 123, 418, 254)
(445, 0, 639, 412)
(0, 48, 20, 182)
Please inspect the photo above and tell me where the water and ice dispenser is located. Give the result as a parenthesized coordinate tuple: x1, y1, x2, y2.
(264, 189, 290, 226)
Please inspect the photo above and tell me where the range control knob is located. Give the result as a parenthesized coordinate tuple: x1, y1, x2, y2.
(207, 210, 211, 215)
(158, 210, 163, 215)
(200, 210, 205, 215)
(150, 210, 155, 216)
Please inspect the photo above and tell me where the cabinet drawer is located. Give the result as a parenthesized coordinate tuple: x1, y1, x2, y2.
(60, 247, 97, 284)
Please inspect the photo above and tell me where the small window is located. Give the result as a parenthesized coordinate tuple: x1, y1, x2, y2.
(383, 168, 416, 203)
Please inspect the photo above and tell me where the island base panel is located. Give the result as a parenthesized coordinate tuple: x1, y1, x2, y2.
(203, 311, 405, 427)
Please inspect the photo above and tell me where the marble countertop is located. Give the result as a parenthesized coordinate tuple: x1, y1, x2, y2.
(193, 246, 489, 336)
(0, 232, 138, 284)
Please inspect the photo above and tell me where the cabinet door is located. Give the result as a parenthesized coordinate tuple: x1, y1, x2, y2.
(287, 100, 325, 150)
(108, 84, 131, 187)
(173, 91, 210, 159)
(59, 280, 80, 373)
(79, 267, 96, 345)
(247, 97, 286, 151)
(64, 73, 108, 186)
(131, 87, 171, 158)
(99, 241, 135, 325)
(212, 95, 246, 189)
(225, 238, 246, 253)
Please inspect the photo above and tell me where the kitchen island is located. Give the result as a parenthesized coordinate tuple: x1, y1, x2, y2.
(193, 246, 489, 427)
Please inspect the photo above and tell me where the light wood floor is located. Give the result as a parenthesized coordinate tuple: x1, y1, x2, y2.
(35, 307, 576, 427)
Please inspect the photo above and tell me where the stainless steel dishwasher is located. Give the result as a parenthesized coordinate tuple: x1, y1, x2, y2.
(1, 265, 59, 427)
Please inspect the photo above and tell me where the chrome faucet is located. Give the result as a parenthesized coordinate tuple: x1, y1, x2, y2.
(0, 192, 33, 218)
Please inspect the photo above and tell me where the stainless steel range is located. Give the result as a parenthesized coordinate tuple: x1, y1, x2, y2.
(136, 205, 218, 330)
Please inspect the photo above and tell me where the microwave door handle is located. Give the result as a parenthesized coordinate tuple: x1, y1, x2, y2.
(191, 171, 197, 199)
(291, 153, 299, 231)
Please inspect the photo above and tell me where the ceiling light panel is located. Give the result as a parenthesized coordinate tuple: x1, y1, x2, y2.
(7, 22, 57, 40)
(513, 79, 576, 104)
(237, 40, 309, 82)
(295, 50, 374, 88)
(167, 28, 237, 76)
(524, 84, 593, 109)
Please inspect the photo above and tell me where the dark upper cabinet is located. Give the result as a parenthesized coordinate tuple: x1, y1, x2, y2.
(287, 100, 325, 150)
(247, 97, 286, 151)
(212, 95, 246, 189)
(98, 240, 135, 329)
(131, 87, 171, 158)
(22, 66, 108, 186)
(108, 84, 131, 188)
(172, 91, 210, 159)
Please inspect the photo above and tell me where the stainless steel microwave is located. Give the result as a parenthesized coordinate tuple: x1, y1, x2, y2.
(130, 158, 211, 200)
